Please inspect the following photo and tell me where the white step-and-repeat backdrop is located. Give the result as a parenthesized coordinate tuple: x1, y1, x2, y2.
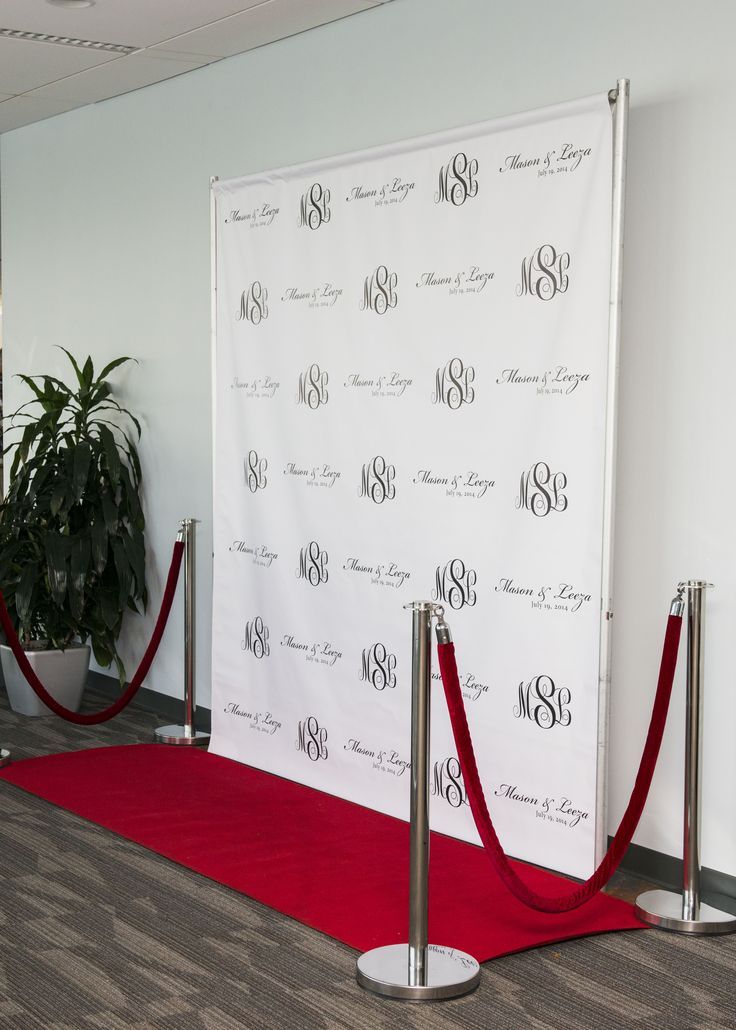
(211, 93, 614, 878)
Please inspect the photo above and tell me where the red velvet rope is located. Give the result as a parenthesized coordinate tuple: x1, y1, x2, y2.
(437, 612, 682, 913)
(0, 539, 184, 725)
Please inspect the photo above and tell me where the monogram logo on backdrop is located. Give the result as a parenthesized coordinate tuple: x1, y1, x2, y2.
(431, 757, 469, 807)
(296, 364, 329, 409)
(359, 455, 396, 504)
(229, 541, 278, 569)
(224, 204, 279, 228)
(244, 450, 268, 493)
(360, 643, 397, 690)
(432, 558, 477, 610)
(435, 152, 479, 206)
(296, 541, 328, 586)
(496, 366, 590, 397)
(360, 265, 398, 314)
(432, 358, 475, 409)
(516, 462, 568, 517)
(296, 716, 328, 761)
(241, 616, 270, 659)
(514, 676, 572, 729)
(516, 245, 570, 301)
(237, 281, 269, 324)
(298, 182, 331, 229)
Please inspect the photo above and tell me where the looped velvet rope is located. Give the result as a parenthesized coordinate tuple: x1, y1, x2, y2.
(0, 539, 184, 726)
(436, 612, 682, 913)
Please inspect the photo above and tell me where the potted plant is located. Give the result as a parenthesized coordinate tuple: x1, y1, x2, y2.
(0, 350, 146, 716)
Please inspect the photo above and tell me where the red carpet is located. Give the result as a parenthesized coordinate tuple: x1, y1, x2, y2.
(0, 745, 642, 961)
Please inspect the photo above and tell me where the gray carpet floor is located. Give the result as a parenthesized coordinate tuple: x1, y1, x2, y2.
(0, 689, 735, 1029)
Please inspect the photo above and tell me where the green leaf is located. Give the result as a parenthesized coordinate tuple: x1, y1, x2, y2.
(90, 520, 108, 575)
(16, 562, 38, 627)
(100, 589, 120, 632)
(69, 533, 91, 620)
(98, 425, 121, 488)
(82, 356, 94, 390)
(18, 421, 39, 465)
(122, 527, 145, 593)
(72, 441, 92, 502)
(97, 356, 134, 382)
(92, 637, 113, 667)
(58, 348, 86, 390)
(44, 533, 71, 606)
(101, 491, 119, 533)
(49, 480, 67, 517)
(112, 537, 133, 608)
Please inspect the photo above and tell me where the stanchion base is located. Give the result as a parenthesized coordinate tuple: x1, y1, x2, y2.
(356, 944, 480, 1001)
(635, 889, 736, 934)
(154, 725, 210, 747)
(0, 749, 11, 768)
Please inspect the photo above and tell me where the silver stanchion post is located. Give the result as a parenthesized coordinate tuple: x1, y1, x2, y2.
(636, 581, 736, 933)
(155, 519, 210, 747)
(356, 601, 480, 1000)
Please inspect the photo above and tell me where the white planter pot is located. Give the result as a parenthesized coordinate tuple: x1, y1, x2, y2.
(0, 644, 91, 717)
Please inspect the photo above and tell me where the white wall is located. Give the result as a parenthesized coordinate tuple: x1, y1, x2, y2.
(2, 0, 735, 876)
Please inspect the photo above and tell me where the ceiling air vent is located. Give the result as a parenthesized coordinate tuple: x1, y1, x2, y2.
(0, 27, 137, 55)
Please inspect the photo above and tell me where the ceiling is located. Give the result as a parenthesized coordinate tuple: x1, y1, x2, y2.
(0, 0, 390, 135)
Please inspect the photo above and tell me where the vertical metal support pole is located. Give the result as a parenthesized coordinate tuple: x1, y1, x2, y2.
(154, 519, 210, 747)
(636, 581, 736, 933)
(408, 603, 431, 986)
(356, 602, 480, 1000)
(595, 78, 629, 866)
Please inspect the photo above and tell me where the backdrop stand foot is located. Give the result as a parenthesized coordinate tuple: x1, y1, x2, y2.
(0, 749, 11, 768)
(154, 725, 209, 747)
(357, 944, 480, 1001)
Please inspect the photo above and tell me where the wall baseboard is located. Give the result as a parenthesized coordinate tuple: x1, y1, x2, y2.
(89, 671, 211, 733)
(91, 672, 736, 909)
(612, 837, 736, 915)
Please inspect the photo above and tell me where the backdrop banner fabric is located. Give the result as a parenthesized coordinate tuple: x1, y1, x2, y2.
(210, 92, 615, 878)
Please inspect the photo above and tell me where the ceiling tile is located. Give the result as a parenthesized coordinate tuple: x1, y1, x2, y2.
(23, 51, 212, 106)
(0, 35, 118, 94)
(154, 0, 377, 59)
(0, 1, 269, 50)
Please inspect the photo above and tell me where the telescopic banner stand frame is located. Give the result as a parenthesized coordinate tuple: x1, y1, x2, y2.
(635, 581, 736, 934)
(356, 601, 480, 1001)
(155, 519, 210, 747)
